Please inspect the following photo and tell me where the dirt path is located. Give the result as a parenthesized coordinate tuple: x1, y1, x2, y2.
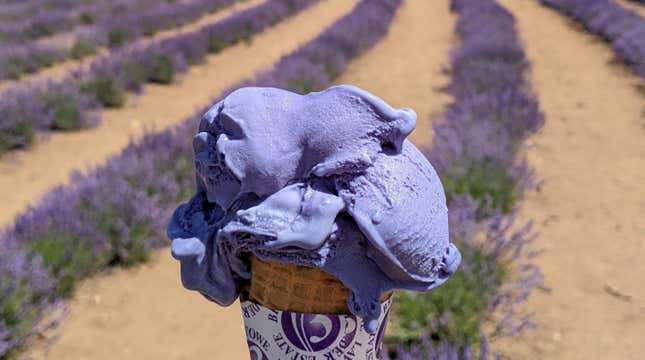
(0, 0, 359, 230)
(333, 0, 455, 145)
(0, 0, 265, 92)
(25, 252, 251, 360)
(21, 0, 456, 358)
(494, 0, 645, 359)
(614, 0, 645, 17)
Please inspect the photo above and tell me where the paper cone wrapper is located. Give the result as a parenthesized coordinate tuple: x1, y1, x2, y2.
(241, 297, 391, 360)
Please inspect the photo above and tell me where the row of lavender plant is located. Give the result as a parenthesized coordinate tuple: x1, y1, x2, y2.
(0, 0, 402, 358)
(0, 0, 165, 50)
(0, 0, 147, 41)
(0, 0, 321, 156)
(540, 0, 645, 77)
(0, 0, 244, 81)
(387, 0, 544, 358)
(0, 0, 100, 24)
(0, 0, 231, 43)
(2, 0, 211, 54)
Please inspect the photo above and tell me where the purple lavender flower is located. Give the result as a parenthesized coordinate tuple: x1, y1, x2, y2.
(0, 234, 54, 358)
(0, 43, 65, 80)
(0, 78, 100, 154)
(613, 23, 645, 77)
(0, 86, 41, 153)
(40, 80, 101, 130)
(540, 0, 645, 77)
(24, 9, 73, 39)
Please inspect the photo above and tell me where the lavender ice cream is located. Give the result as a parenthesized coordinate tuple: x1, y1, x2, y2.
(167, 85, 461, 332)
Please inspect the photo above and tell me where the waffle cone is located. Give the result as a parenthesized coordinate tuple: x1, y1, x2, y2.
(249, 256, 351, 314)
(249, 256, 392, 314)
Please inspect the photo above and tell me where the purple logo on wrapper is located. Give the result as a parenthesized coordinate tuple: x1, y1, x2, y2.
(280, 313, 344, 352)
(241, 299, 391, 359)
(247, 340, 269, 360)
(340, 315, 358, 349)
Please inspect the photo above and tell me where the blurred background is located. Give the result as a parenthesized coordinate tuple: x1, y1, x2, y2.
(0, 0, 643, 359)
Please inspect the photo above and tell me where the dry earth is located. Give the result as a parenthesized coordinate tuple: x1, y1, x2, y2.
(18, 0, 456, 358)
(494, 0, 645, 359)
(24, 252, 250, 360)
(0, 0, 265, 92)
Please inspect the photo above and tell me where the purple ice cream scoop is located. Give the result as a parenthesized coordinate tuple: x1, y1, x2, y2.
(167, 85, 461, 332)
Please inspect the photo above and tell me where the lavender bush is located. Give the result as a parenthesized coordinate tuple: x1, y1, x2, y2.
(388, 0, 544, 358)
(540, 0, 645, 77)
(0, 88, 38, 153)
(23, 9, 72, 39)
(0, 0, 402, 357)
(69, 39, 98, 60)
(0, 80, 99, 153)
(0, 0, 322, 156)
(0, 237, 54, 359)
(40, 80, 101, 131)
(0, 43, 65, 80)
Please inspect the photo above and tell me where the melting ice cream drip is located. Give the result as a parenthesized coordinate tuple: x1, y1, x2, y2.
(167, 85, 461, 331)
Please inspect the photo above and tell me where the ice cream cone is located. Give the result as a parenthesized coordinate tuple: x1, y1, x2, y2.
(249, 256, 393, 314)
(249, 256, 352, 314)
(243, 257, 393, 359)
(170, 84, 457, 359)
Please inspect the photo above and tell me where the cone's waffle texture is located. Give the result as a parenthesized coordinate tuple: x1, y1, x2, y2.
(249, 256, 351, 314)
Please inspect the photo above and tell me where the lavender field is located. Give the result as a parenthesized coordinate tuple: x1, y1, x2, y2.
(0, 0, 244, 80)
(1, 0, 644, 359)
